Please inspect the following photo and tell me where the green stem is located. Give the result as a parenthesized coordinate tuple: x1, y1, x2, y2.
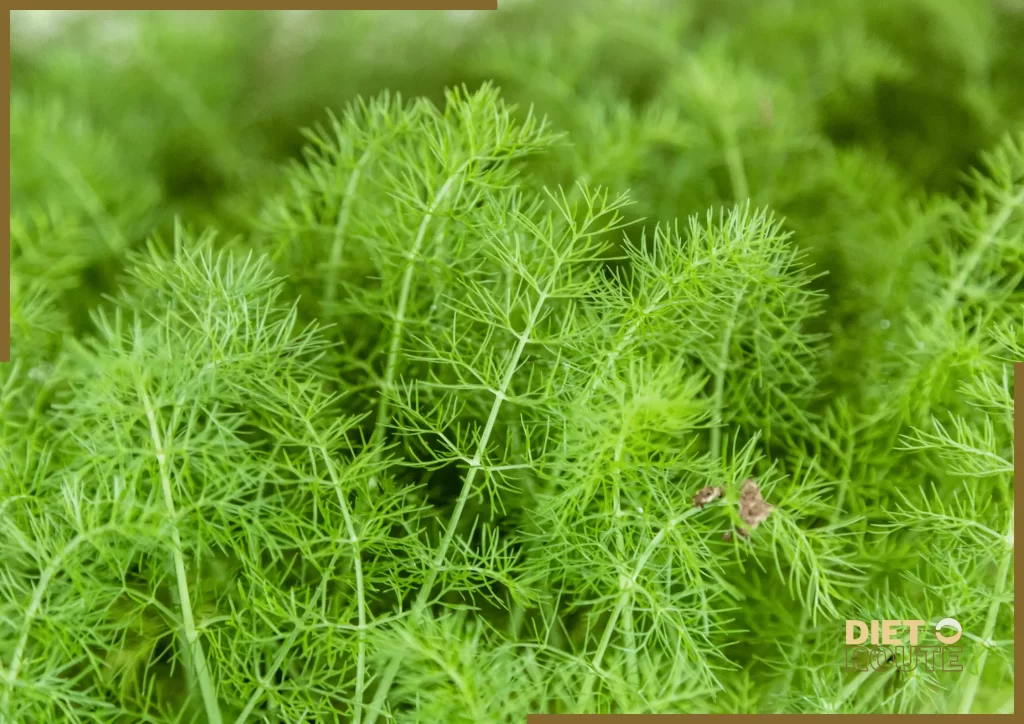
(576, 504, 709, 709)
(957, 510, 1013, 714)
(775, 437, 854, 709)
(848, 666, 897, 712)
(364, 252, 561, 724)
(370, 171, 463, 463)
(43, 147, 126, 253)
(610, 436, 639, 693)
(710, 286, 745, 463)
(234, 508, 354, 724)
(722, 127, 749, 203)
(586, 269, 690, 400)
(507, 423, 559, 646)
(233, 626, 300, 724)
(316, 442, 368, 724)
(138, 382, 223, 724)
(1, 523, 122, 712)
(936, 188, 1024, 322)
(838, 668, 875, 709)
(325, 150, 370, 306)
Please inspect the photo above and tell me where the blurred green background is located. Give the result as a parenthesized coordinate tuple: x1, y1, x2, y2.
(11, 2, 1024, 379)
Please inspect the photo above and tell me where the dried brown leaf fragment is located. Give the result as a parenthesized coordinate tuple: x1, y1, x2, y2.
(698, 478, 774, 541)
(719, 478, 775, 541)
(737, 477, 773, 535)
(693, 485, 723, 509)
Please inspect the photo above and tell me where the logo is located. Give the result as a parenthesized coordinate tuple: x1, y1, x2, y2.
(844, 618, 964, 672)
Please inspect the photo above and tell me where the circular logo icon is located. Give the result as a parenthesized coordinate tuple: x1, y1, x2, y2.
(934, 617, 962, 645)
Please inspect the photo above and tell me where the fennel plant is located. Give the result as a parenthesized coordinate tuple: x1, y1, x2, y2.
(4, 2, 1019, 720)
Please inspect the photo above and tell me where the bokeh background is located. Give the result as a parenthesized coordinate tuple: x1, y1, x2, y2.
(11, 2, 1024, 389)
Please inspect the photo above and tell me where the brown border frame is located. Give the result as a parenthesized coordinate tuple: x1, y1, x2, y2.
(3, 6, 1018, 721)
(9, 2, 497, 9)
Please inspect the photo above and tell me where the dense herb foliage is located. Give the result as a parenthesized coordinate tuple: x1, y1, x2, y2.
(5, 3, 1020, 720)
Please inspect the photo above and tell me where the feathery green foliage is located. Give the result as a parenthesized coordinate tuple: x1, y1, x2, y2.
(5, 3, 1020, 720)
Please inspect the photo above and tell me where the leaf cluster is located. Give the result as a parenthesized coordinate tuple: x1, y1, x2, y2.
(5, 3, 1021, 720)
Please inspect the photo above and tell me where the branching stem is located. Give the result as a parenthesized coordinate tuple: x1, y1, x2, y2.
(611, 435, 639, 692)
(364, 242, 562, 724)
(957, 510, 1013, 714)
(138, 381, 223, 724)
(710, 286, 745, 463)
(43, 147, 125, 252)
(576, 504, 709, 709)
(722, 126, 749, 203)
(1, 523, 122, 712)
(325, 150, 370, 305)
(314, 440, 369, 724)
(936, 189, 1024, 321)
(371, 170, 463, 457)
